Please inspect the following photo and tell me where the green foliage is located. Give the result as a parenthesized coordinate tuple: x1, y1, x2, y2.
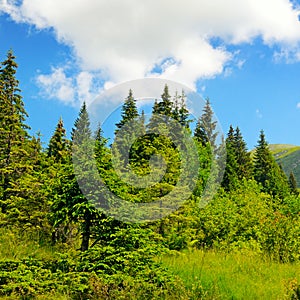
(115, 89, 139, 133)
(254, 130, 290, 198)
(0, 50, 31, 214)
(194, 98, 218, 148)
(47, 118, 69, 163)
(161, 249, 300, 299)
(222, 126, 253, 191)
(0, 52, 299, 299)
(289, 171, 299, 195)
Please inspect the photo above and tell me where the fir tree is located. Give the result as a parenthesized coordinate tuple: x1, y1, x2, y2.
(194, 98, 218, 148)
(71, 102, 104, 251)
(172, 91, 180, 121)
(221, 125, 239, 191)
(178, 90, 190, 128)
(0, 50, 31, 213)
(253, 130, 289, 198)
(51, 102, 103, 251)
(233, 127, 253, 180)
(156, 84, 173, 117)
(221, 126, 253, 191)
(46, 119, 73, 244)
(115, 89, 139, 133)
(47, 117, 69, 163)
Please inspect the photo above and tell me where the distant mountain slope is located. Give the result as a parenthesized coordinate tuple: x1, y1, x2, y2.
(253, 144, 300, 187)
(270, 145, 300, 187)
(269, 144, 300, 159)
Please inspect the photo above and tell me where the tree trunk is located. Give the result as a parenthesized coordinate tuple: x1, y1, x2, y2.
(80, 215, 91, 251)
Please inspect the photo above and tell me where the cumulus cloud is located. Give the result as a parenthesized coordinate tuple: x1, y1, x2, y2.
(2, 0, 300, 104)
(36, 67, 101, 106)
(36, 67, 75, 105)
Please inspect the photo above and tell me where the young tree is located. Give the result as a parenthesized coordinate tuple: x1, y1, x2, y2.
(47, 117, 69, 163)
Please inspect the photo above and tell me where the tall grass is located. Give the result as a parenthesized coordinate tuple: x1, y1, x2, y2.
(1, 229, 299, 299)
(160, 249, 300, 299)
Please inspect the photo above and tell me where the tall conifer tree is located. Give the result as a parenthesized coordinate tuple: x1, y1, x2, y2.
(115, 89, 139, 133)
(47, 118, 69, 163)
(233, 127, 253, 180)
(0, 50, 31, 213)
(253, 130, 289, 198)
(194, 98, 218, 148)
(221, 125, 239, 190)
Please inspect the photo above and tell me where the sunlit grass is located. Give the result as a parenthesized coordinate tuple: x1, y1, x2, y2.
(160, 249, 300, 299)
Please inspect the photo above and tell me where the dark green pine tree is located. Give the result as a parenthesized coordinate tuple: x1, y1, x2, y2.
(0, 50, 31, 213)
(233, 127, 253, 180)
(221, 125, 239, 191)
(115, 89, 139, 133)
(114, 90, 144, 170)
(194, 98, 218, 148)
(94, 123, 110, 171)
(62, 102, 103, 251)
(147, 85, 173, 134)
(69, 103, 102, 251)
(156, 84, 173, 117)
(47, 117, 69, 163)
(172, 91, 180, 121)
(47, 118, 73, 244)
(253, 130, 289, 198)
(71, 102, 92, 142)
(288, 171, 298, 195)
(0, 51, 51, 234)
(178, 90, 190, 128)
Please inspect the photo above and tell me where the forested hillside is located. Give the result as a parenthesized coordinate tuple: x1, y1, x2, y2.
(268, 144, 300, 188)
(0, 50, 299, 299)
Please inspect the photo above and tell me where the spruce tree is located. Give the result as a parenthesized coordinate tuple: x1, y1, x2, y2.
(156, 84, 173, 117)
(115, 89, 139, 133)
(51, 102, 103, 250)
(172, 91, 180, 121)
(47, 117, 69, 163)
(0, 51, 51, 233)
(233, 127, 253, 180)
(221, 126, 253, 191)
(0, 50, 31, 213)
(194, 98, 218, 148)
(47, 118, 73, 244)
(178, 90, 190, 128)
(71, 102, 104, 251)
(221, 125, 239, 191)
(253, 130, 289, 198)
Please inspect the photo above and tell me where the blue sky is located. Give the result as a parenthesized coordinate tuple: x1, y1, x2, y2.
(1, 0, 300, 149)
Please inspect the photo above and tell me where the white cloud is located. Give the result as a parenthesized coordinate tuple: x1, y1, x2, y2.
(296, 102, 300, 108)
(36, 67, 101, 106)
(36, 67, 75, 105)
(2, 0, 300, 103)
